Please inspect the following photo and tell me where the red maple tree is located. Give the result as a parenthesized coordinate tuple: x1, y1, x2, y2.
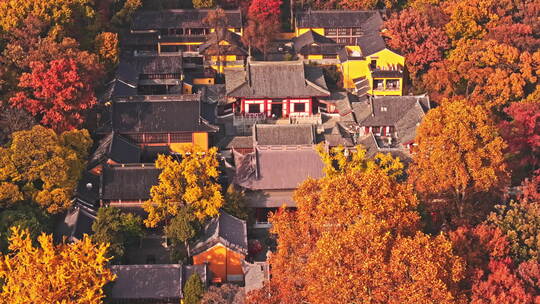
(9, 58, 97, 132)
(248, 0, 282, 21)
(384, 7, 450, 76)
(471, 258, 539, 304)
(499, 101, 540, 178)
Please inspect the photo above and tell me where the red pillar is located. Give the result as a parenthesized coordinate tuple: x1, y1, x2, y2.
(308, 98, 313, 115)
(285, 99, 290, 117)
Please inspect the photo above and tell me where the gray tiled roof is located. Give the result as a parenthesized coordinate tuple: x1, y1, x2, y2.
(357, 32, 387, 56)
(112, 98, 218, 133)
(225, 60, 330, 98)
(131, 9, 242, 31)
(217, 136, 254, 150)
(254, 124, 315, 146)
(295, 10, 383, 29)
(126, 55, 183, 75)
(293, 30, 339, 53)
(188, 211, 248, 256)
(198, 29, 247, 55)
(88, 133, 141, 168)
(110, 264, 183, 300)
(244, 189, 296, 208)
(234, 146, 325, 190)
(355, 95, 430, 127)
(101, 165, 160, 201)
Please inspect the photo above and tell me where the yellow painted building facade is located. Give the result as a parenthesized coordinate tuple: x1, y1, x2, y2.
(169, 132, 209, 152)
(340, 46, 405, 96)
(192, 243, 245, 283)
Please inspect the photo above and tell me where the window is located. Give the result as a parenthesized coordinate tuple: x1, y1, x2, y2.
(323, 54, 337, 59)
(293, 103, 306, 113)
(373, 79, 384, 90)
(370, 59, 377, 69)
(352, 28, 362, 35)
(386, 79, 400, 90)
(145, 133, 168, 143)
(190, 28, 205, 35)
(337, 28, 349, 35)
(170, 133, 192, 143)
(325, 28, 337, 36)
(248, 104, 261, 113)
(337, 37, 352, 44)
(381, 106, 387, 112)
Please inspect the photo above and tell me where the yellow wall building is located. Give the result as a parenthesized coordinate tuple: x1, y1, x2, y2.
(189, 212, 248, 283)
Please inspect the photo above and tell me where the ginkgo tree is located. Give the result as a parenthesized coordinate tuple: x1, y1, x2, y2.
(0, 226, 115, 304)
(0, 125, 92, 214)
(143, 147, 224, 228)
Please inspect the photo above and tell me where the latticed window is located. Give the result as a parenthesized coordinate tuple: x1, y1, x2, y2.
(124, 134, 144, 143)
(325, 28, 337, 36)
(170, 133, 192, 143)
(145, 133, 168, 143)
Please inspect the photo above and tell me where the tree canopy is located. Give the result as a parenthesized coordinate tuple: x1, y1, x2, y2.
(0, 226, 115, 303)
(409, 100, 509, 221)
(91, 207, 145, 264)
(0, 125, 92, 214)
(255, 147, 464, 304)
(143, 147, 223, 228)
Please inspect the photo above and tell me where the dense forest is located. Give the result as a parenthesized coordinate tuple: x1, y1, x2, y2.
(0, 0, 538, 303)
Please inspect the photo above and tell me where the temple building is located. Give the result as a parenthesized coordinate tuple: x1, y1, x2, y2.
(223, 60, 330, 119)
(124, 9, 243, 56)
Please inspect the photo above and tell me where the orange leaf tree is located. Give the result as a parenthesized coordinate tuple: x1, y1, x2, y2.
(423, 40, 539, 108)
(409, 99, 509, 221)
(255, 147, 464, 304)
(0, 226, 115, 303)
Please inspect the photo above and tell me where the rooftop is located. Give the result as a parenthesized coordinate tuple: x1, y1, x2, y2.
(234, 146, 325, 190)
(253, 124, 316, 146)
(111, 97, 218, 133)
(88, 133, 141, 168)
(198, 29, 247, 56)
(131, 9, 242, 31)
(101, 165, 160, 201)
(295, 10, 383, 30)
(225, 60, 330, 98)
(188, 211, 248, 256)
(110, 264, 207, 300)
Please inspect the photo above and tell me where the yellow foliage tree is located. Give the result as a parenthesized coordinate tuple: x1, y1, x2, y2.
(409, 99, 509, 219)
(0, 125, 92, 213)
(0, 0, 97, 39)
(0, 226, 115, 303)
(424, 39, 539, 109)
(316, 144, 404, 178)
(94, 32, 119, 68)
(143, 147, 224, 228)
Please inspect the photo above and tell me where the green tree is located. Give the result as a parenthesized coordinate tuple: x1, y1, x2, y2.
(165, 206, 199, 243)
(489, 198, 540, 263)
(91, 207, 144, 264)
(184, 273, 205, 304)
(0, 203, 52, 253)
(0, 125, 92, 214)
(222, 185, 248, 220)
